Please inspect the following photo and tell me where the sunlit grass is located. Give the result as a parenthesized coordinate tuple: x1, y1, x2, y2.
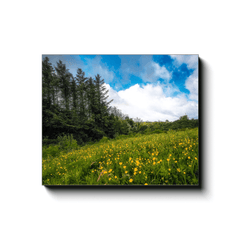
(42, 128, 199, 185)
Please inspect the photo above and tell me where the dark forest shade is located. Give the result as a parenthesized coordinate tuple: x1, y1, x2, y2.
(42, 57, 115, 144)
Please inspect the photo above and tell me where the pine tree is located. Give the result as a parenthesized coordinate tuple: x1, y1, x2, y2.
(76, 68, 88, 122)
(70, 76, 77, 110)
(42, 57, 54, 108)
(51, 70, 59, 106)
(86, 77, 97, 120)
(55, 60, 72, 110)
(42, 57, 57, 140)
(94, 74, 113, 129)
(42, 59, 118, 143)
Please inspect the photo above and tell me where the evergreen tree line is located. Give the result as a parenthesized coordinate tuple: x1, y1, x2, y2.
(42, 57, 198, 146)
(42, 57, 134, 145)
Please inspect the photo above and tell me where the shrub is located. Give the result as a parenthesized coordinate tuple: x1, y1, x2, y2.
(42, 137, 58, 146)
(57, 134, 78, 151)
(115, 134, 132, 140)
(42, 145, 59, 158)
(99, 136, 109, 143)
(113, 132, 119, 139)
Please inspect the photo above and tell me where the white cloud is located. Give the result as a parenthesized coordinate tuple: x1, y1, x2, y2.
(171, 55, 198, 69)
(119, 55, 172, 83)
(140, 62, 171, 82)
(185, 68, 198, 101)
(105, 83, 198, 122)
(171, 55, 198, 102)
(85, 56, 115, 83)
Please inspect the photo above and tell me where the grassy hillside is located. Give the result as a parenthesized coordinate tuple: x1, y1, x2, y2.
(42, 128, 198, 185)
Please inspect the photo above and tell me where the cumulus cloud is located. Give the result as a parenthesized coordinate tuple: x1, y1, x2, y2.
(171, 55, 198, 102)
(140, 61, 171, 83)
(105, 83, 198, 122)
(119, 55, 172, 84)
(185, 68, 198, 101)
(171, 55, 198, 70)
(85, 56, 115, 83)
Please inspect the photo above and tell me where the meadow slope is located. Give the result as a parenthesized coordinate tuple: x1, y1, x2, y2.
(42, 128, 198, 185)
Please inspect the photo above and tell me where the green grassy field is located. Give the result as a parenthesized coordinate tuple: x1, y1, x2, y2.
(42, 128, 199, 185)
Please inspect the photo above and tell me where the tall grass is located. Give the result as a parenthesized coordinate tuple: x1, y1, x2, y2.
(42, 128, 198, 185)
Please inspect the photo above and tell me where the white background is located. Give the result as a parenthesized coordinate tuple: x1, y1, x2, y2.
(1, 1, 239, 239)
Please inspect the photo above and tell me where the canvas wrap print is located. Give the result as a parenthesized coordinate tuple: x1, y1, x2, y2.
(42, 55, 199, 186)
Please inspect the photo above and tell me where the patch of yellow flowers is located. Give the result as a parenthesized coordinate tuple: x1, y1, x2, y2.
(42, 128, 198, 185)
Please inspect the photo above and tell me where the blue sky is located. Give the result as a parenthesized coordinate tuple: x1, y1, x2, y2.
(42, 54, 198, 121)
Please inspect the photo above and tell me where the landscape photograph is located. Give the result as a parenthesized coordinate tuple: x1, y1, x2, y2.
(42, 54, 199, 186)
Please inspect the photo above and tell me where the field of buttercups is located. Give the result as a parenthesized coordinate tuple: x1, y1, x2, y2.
(42, 128, 199, 185)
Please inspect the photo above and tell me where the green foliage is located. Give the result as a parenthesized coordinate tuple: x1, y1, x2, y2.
(115, 134, 130, 140)
(42, 136, 58, 146)
(99, 136, 109, 143)
(57, 134, 78, 151)
(138, 117, 198, 134)
(151, 129, 165, 134)
(113, 132, 119, 139)
(138, 124, 148, 133)
(42, 128, 199, 185)
(42, 145, 60, 159)
(179, 115, 188, 120)
(42, 134, 79, 159)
